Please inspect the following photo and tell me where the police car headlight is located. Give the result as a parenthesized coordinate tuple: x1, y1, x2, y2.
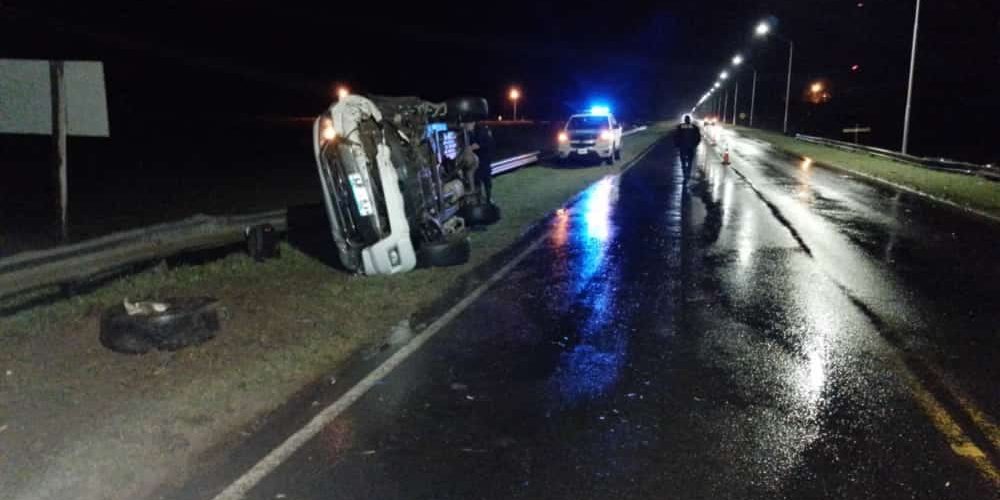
(599, 130, 612, 141)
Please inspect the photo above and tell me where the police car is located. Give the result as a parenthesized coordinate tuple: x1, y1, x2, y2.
(557, 107, 623, 165)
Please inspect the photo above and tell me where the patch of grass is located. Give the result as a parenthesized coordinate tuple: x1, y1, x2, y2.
(0, 126, 669, 500)
(734, 127, 1000, 218)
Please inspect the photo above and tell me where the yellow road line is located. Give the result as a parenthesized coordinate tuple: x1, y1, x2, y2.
(923, 363, 1000, 454)
(902, 366, 1000, 488)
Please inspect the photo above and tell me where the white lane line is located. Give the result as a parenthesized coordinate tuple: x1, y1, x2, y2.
(211, 140, 662, 500)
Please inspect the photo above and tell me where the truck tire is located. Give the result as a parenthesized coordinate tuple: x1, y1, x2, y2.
(461, 202, 501, 226)
(99, 297, 221, 354)
(417, 234, 471, 268)
(615, 144, 623, 160)
(445, 97, 489, 122)
(605, 153, 615, 166)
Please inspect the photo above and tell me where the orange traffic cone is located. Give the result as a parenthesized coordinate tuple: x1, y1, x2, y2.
(722, 149, 731, 166)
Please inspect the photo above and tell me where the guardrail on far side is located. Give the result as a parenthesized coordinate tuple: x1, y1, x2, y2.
(794, 134, 998, 181)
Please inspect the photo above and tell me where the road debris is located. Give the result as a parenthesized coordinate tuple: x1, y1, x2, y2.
(360, 450, 376, 456)
(450, 383, 468, 391)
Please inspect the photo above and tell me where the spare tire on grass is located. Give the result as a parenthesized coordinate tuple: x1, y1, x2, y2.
(100, 297, 221, 354)
(417, 234, 471, 268)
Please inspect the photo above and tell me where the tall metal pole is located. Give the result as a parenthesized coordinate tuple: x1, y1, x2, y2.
(783, 41, 794, 134)
(723, 90, 728, 125)
(749, 69, 758, 128)
(902, 0, 921, 154)
(513, 99, 518, 121)
(50, 61, 68, 241)
(733, 81, 739, 125)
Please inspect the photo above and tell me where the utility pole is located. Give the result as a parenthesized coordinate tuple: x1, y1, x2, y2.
(749, 69, 758, 128)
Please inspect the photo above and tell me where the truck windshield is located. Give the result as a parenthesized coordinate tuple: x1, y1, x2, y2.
(567, 116, 610, 130)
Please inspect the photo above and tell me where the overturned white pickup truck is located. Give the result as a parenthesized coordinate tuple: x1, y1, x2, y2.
(312, 95, 499, 275)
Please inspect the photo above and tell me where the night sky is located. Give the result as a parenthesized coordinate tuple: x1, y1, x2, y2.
(2, 0, 998, 162)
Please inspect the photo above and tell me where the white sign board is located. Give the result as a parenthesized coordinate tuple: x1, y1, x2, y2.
(0, 59, 110, 137)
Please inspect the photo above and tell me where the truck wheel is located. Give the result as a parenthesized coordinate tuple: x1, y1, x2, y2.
(461, 202, 501, 226)
(99, 297, 221, 354)
(605, 153, 615, 166)
(615, 145, 623, 160)
(445, 97, 489, 122)
(417, 234, 471, 268)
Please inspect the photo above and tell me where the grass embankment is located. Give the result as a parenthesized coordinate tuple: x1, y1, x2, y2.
(734, 126, 1000, 219)
(0, 125, 668, 500)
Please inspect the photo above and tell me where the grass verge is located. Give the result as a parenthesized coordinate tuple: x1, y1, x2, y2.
(0, 126, 668, 500)
(733, 126, 1000, 219)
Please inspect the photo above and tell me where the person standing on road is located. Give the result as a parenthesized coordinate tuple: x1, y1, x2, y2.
(674, 115, 702, 179)
(464, 121, 496, 203)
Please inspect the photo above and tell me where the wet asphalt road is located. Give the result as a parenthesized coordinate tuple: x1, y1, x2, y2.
(205, 130, 998, 499)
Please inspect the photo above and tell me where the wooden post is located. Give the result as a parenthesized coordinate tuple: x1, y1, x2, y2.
(50, 61, 68, 241)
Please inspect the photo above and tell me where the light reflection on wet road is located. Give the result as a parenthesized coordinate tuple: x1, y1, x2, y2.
(230, 134, 998, 499)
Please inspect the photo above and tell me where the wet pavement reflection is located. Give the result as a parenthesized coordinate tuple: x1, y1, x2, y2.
(232, 136, 998, 500)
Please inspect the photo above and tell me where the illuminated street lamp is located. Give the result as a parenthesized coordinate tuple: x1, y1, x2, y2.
(810, 82, 823, 94)
(509, 87, 521, 121)
(732, 55, 744, 66)
(720, 71, 729, 80)
(755, 20, 794, 134)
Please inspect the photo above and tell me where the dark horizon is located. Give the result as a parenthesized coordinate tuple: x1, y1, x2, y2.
(1, 0, 998, 163)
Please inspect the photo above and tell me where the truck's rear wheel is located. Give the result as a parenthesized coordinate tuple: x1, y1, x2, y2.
(417, 234, 471, 268)
(461, 203, 501, 226)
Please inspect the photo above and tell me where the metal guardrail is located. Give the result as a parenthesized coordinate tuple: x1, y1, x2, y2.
(794, 134, 999, 180)
(0, 210, 287, 300)
(623, 126, 649, 137)
(491, 152, 539, 176)
(0, 152, 543, 300)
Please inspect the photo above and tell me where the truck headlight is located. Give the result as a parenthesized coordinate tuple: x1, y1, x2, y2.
(321, 119, 337, 142)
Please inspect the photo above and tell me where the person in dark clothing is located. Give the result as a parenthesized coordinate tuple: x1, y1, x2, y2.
(465, 121, 496, 203)
(674, 115, 702, 178)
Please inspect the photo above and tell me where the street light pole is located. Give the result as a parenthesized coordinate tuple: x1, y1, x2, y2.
(723, 90, 729, 125)
(902, 0, 921, 154)
(733, 81, 739, 125)
(750, 69, 758, 128)
(783, 40, 794, 134)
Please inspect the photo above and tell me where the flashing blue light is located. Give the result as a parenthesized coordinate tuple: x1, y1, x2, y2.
(589, 105, 611, 116)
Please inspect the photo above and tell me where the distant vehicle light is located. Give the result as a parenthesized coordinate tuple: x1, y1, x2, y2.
(590, 105, 610, 116)
(599, 130, 612, 141)
(337, 86, 349, 100)
(558, 132, 569, 143)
